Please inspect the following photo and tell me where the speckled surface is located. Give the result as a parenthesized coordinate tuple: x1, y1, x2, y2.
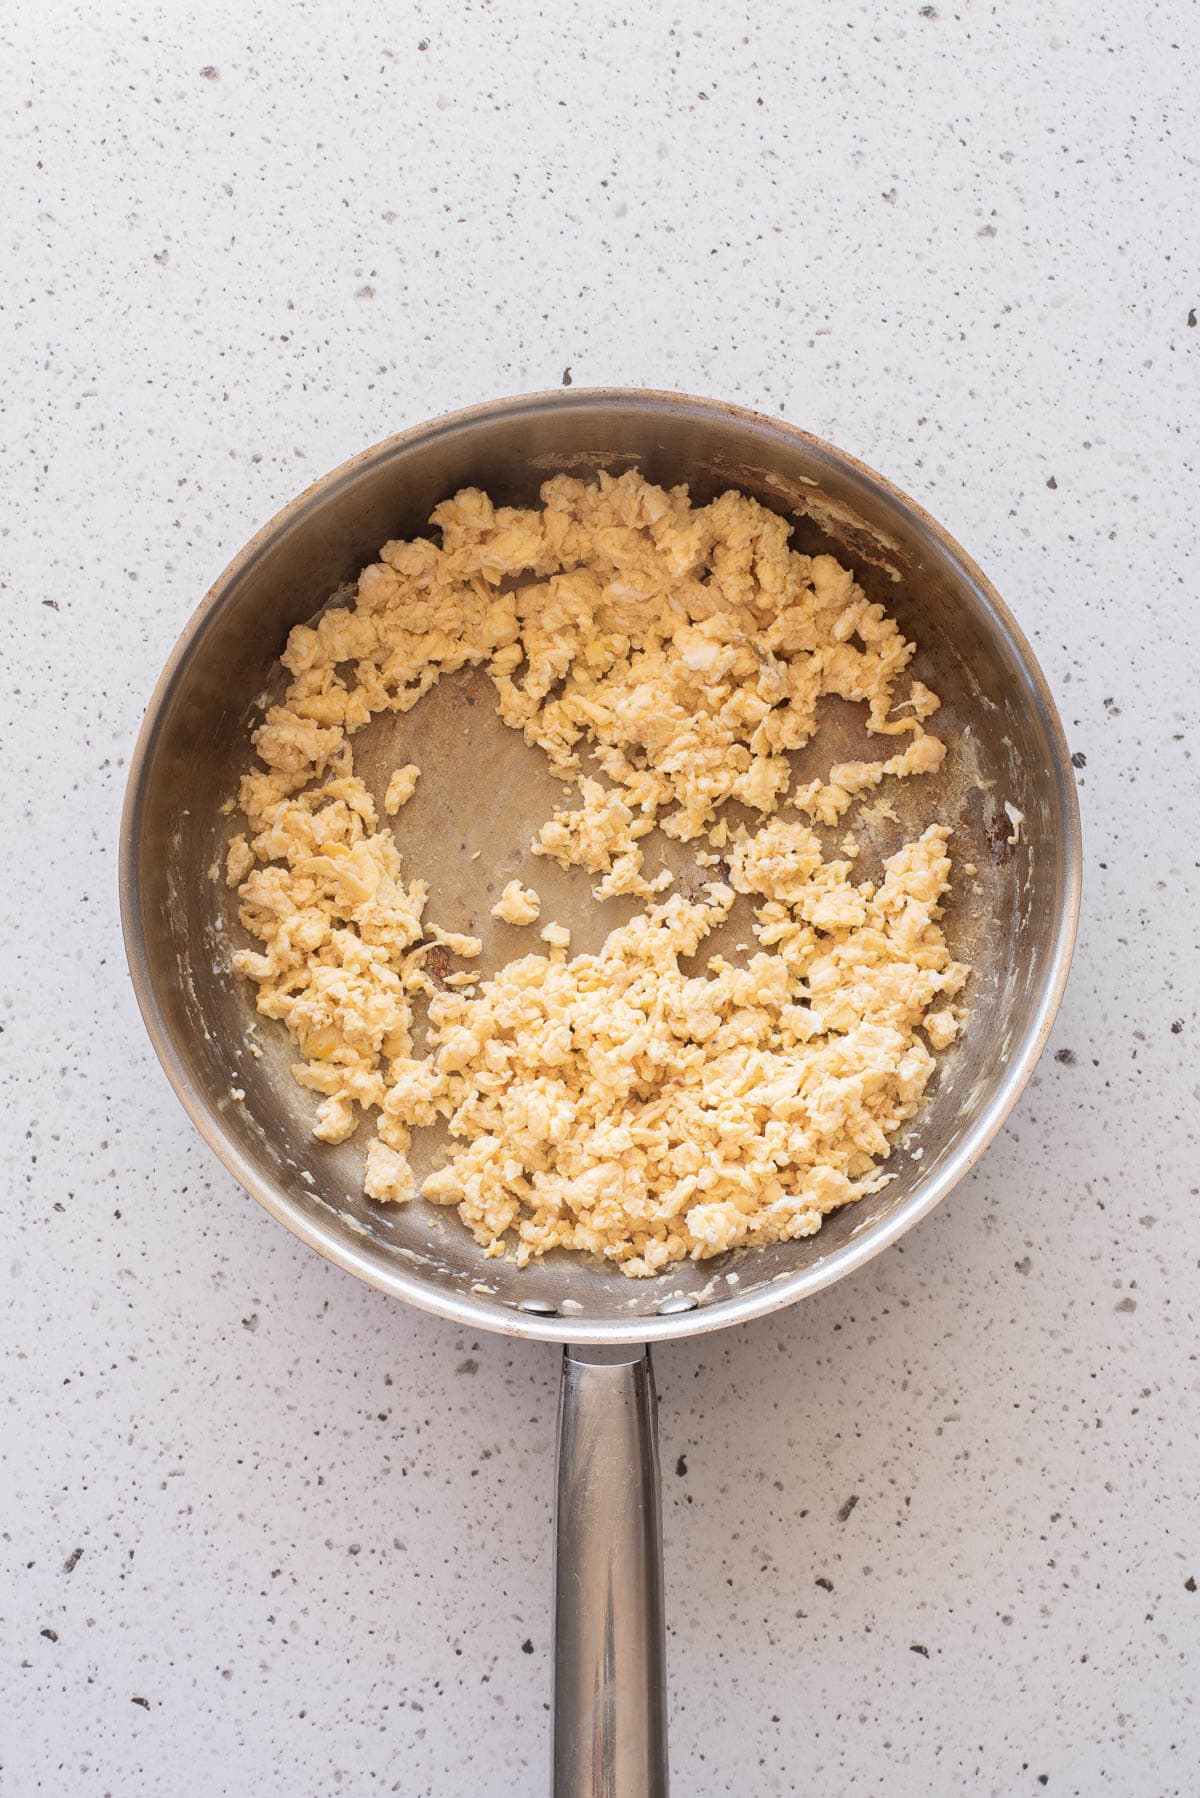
(4, 3, 1198, 1793)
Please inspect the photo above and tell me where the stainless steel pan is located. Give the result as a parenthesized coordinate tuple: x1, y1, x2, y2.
(120, 390, 1081, 1794)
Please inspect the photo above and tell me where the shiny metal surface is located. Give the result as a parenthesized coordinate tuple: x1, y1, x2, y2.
(121, 389, 1080, 1792)
(119, 387, 1081, 1346)
(554, 1345, 667, 1798)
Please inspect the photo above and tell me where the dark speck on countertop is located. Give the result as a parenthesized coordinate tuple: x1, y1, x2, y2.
(815, 1576, 833, 1591)
(675, 1454, 688, 1476)
(837, 1494, 859, 1522)
(1054, 1048, 1077, 1065)
(910, 1642, 930, 1657)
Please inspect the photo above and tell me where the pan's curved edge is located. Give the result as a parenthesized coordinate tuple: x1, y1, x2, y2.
(120, 389, 1083, 1345)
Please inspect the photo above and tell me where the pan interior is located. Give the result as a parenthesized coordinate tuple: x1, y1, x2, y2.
(131, 395, 1073, 1331)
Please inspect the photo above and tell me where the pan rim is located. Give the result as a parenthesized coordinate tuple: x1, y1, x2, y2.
(119, 387, 1082, 1343)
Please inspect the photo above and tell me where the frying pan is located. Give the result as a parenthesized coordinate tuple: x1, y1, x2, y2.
(120, 390, 1081, 1794)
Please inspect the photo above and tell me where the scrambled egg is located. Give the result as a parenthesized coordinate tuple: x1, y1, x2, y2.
(383, 764, 420, 815)
(227, 471, 968, 1276)
(491, 879, 542, 926)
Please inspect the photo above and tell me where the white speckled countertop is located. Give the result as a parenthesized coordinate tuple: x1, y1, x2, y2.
(4, 3, 1198, 1793)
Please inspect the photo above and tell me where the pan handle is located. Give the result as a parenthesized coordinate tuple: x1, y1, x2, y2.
(553, 1342, 668, 1797)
